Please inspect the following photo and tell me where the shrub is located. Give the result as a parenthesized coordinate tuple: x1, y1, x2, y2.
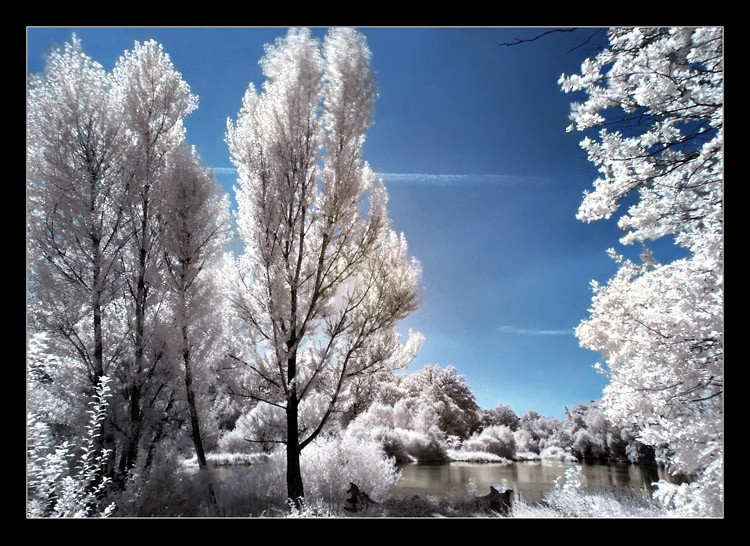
(213, 432, 402, 514)
(539, 445, 578, 462)
(27, 377, 115, 518)
(463, 425, 516, 459)
(300, 433, 401, 509)
(378, 428, 449, 462)
(514, 428, 538, 454)
(512, 466, 674, 518)
(446, 449, 508, 463)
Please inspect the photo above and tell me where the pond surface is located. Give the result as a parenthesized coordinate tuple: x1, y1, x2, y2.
(391, 460, 674, 504)
(181, 458, 677, 515)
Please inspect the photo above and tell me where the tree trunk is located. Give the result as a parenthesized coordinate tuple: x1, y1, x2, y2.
(286, 386, 304, 506)
(122, 188, 149, 474)
(119, 383, 141, 474)
(89, 147, 105, 385)
(90, 227, 110, 478)
(144, 393, 173, 470)
(286, 343, 304, 506)
(182, 324, 208, 468)
(92, 266, 104, 382)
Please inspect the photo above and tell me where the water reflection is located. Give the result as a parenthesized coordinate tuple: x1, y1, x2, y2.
(392, 461, 674, 504)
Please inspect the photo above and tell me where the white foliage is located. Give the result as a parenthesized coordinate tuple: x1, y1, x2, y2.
(27, 377, 115, 518)
(224, 27, 422, 498)
(112, 39, 197, 163)
(462, 425, 516, 459)
(538, 446, 579, 463)
(299, 432, 401, 508)
(27, 35, 129, 388)
(562, 27, 723, 516)
(346, 398, 448, 462)
(513, 428, 537, 454)
(342, 363, 483, 462)
(514, 466, 667, 518)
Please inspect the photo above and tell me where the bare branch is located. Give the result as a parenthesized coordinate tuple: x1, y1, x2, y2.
(500, 28, 578, 47)
(566, 28, 606, 54)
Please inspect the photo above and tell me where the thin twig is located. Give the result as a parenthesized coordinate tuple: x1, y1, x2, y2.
(500, 28, 577, 47)
(566, 28, 605, 54)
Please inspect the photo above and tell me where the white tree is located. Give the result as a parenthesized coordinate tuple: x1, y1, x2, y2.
(110, 39, 198, 473)
(400, 364, 482, 439)
(27, 36, 128, 391)
(226, 27, 422, 503)
(27, 36, 133, 491)
(161, 144, 230, 467)
(482, 404, 520, 431)
(561, 27, 723, 516)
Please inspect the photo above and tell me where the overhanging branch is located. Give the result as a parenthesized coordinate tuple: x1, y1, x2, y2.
(500, 28, 577, 47)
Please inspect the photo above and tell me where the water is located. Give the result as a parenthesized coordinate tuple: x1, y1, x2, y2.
(391, 460, 673, 504)
(181, 459, 675, 515)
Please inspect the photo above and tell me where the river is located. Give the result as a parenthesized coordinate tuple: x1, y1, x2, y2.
(184, 458, 674, 515)
(391, 460, 674, 503)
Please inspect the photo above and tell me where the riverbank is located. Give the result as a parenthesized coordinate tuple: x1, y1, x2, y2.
(171, 456, 687, 518)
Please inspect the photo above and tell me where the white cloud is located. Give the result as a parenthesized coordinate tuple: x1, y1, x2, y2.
(211, 169, 547, 187)
(212, 167, 238, 175)
(497, 325, 572, 336)
(378, 173, 548, 186)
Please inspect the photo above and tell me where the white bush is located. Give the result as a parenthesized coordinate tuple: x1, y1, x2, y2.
(237, 432, 401, 513)
(27, 377, 115, 518)
(513, 466, 677, 518)
(446, 449, 508, 463)
(652, 458, 723, 518)
(514, 428, 538, 454)
(463, 425, 516, 459)
(539, 445, 578, 463)
(218, 403, 286, 454)
(300, 433, 400, 508)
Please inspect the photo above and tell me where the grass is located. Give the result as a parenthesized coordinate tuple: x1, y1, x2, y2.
(285, 487, 680, 518)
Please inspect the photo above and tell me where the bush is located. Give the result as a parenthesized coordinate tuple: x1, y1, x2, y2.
(462, 425, 516, 459)
(378, 428, 448, 462)
(514, 428, 538, 454)
(217, 403, 286, 454)
(300, 433, 400, 509)
(539, 445, 578, 463)
(511, 466, 676, 518)
(652, 459, 723, 518)
(210, 432, 402, 514)
(27, 377, 115, 518)
(446, 449, 508, 463)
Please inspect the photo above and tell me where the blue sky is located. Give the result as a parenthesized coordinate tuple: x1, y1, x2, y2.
(27, 27, 676, 419)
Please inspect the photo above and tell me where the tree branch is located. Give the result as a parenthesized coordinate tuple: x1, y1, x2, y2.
(500, 28, 577, 47)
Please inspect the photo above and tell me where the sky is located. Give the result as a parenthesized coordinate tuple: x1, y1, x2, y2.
(26, 27, 681, 419)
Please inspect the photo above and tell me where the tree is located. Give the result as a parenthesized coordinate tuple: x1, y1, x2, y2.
(161, 144, 230, 467)
(401, 364, 481, 439)
(482, 404, 520, 431)
(27, 36, 132, 486)
(516, 410, 562, 454)
(226, 27, 422, 504)
(110, 39, 198, 474)
(27, 36, 127, 393)
(561, 27, 723, 516)
(562, 401, 629, 461)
